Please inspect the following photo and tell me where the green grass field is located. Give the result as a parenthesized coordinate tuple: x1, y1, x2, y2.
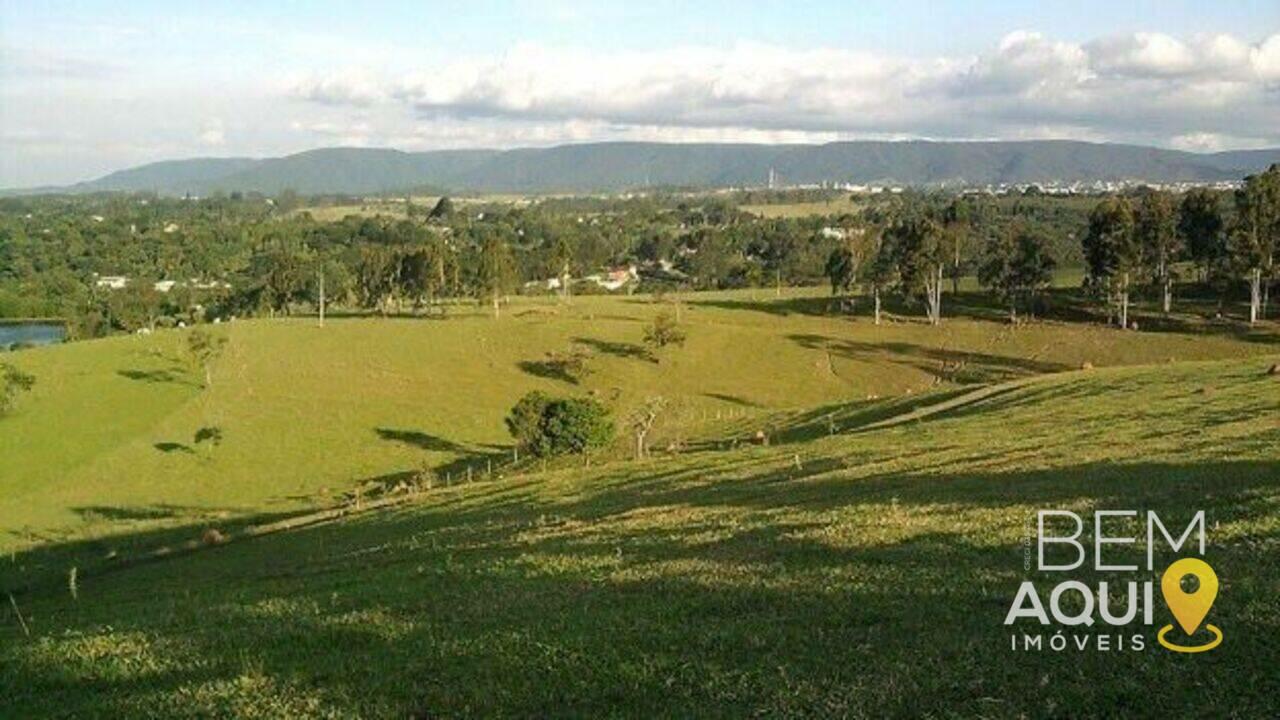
(2, 288, 1278, 717)
(740, 197, 861, 218)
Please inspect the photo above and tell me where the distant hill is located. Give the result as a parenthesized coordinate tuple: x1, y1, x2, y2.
(40, 140, 1280, 196)
(70, 157, 264, 194)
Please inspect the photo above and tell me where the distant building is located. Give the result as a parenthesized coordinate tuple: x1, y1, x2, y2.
(586, 265, 639, 291)
(95, 275, 128, 290)
(524, 277, 564, 291)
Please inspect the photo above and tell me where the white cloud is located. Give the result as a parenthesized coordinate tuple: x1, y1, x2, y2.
(4, 27, 1279, 187)
(290, 31, 1279, 151)
(198, 119, 226, 146)
(1253, 34, 1280, 81)
(1086, 32, 1196, 77)
(292, 71, 384, 107)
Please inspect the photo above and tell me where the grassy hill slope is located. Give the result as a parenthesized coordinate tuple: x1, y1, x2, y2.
(3, 290, 1276, 550)
(2, 354, 1277, 717)
(3, 290, 1274, 549)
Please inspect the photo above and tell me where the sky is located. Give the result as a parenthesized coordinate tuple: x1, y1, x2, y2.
(2, 0, 1279, 187)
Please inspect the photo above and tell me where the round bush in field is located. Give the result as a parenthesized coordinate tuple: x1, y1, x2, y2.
(507, 392, 614, 457)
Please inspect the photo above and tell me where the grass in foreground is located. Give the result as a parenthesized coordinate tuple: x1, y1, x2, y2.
(2, 357, 1278, 717)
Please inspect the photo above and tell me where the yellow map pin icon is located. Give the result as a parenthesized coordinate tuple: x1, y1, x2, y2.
(1161, 558, 1218, 635)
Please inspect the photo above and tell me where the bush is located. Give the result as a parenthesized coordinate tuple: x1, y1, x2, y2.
(537, 398, 615, 456)
(506, 392, 614, 457)
(505, 391, 552, 451)
(643, 311, 686, 357)
(0, 362, 35, 416)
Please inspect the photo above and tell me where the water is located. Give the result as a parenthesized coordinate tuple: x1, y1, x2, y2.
(0, 322, 66, 349)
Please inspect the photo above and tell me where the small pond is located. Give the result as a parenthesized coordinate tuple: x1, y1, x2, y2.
(0, 322, 67, 349)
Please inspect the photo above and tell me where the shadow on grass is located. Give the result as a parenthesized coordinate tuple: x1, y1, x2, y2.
(117, 368, 197, 386)
(374, 428, 470, 453)
(517, 359, 581, 384)
(72, 505, 189, 522)
(787, 333, 1072, 384)
(703, 392, 762, 407)
(3, 457, 1278, 717)
(572, 336, 654, 362)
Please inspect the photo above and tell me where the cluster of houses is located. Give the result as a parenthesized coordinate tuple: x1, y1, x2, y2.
(93, 275, 230, 293)
(527, 264, 641, 293)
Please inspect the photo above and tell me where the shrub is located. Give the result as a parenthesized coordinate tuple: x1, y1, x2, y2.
(505, 391, 552, 451)
(536, 398, 615, 456)
(0, 363, 35, 416)
(643, 311, 686, 355)
(506, 392, 615, 457)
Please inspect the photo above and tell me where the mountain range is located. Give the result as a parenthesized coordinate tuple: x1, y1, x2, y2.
(21, 140, 1280, 196)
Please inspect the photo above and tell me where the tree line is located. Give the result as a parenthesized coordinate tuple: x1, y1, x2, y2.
(0, 170, 1275, 337)
(823, 165, 1279, 326)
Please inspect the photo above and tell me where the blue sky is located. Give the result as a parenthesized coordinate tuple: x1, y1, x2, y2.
(2, 1, 1279, 186)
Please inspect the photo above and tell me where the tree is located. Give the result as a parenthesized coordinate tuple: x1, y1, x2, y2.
(351, 244, 401, 314)
(825, 245, 857, 298)
(551, 235, 573, 302)
(537, 398, 614, 457)
(475, 235, 517, 317)
(0, 363, 35, 416)
(1231, 165, 1279, 324)
(626, 396, 668, 460)
(428, 196, 455, 222)
(505, 391, 552, 453)
(886, 215, 945, 325)
(863, 230, 897, 326)
(186, 327, 227, 388)
(506, 392, 614, 458)
(942, 198, 979, 294)
(1178, 189, 1226, 283)
(274, 189, 301, 214)
(1083, 197, 1140, 329)
(399, 236, 453, 311)
(643, 311, 686, 358)
(977, 226, 1057, 323)
(247, 242, 312, 316)
(1136, 190, 1180, 314)
(106, 282, 163, 332)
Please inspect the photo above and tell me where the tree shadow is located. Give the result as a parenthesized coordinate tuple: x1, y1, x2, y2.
(117, 368, 196, 386)
(703, 392, 762, 407)
(572, 336, 654, 362)
(153, 442, 193, 454)
(787, 333, 1071, 384)
(374, 428, 469, 453)
(517, 359, 580, 384)
(72, 505, 184, 522)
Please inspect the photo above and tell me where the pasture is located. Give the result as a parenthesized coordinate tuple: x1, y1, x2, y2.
(740, 196, 861, 218)
(3, 288, 1273, 549)
(1, 286, 1277, 717)
(2, 353, 1277, 716)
